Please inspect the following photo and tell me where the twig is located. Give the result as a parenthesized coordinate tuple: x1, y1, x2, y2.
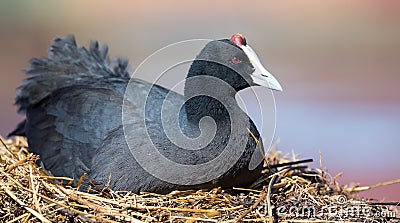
(171, 216, 219, 222)
(6, 212, 30, 223)
(246, 127, 271, 165)
(367, 201, 400, 206)
(235, 187, 267, 222)
(29, 165, 41, 214)
(75, 172, 87, 189)
(267, 175, 277, 223)
(0, 136, 18, 159)
(347, 179, 400, 192)
(268, 158, 313, 168)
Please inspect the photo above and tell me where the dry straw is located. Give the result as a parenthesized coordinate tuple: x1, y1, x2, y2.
(0, 136, 399, 222)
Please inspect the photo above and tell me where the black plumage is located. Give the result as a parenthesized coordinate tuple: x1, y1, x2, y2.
(10, 35, 281, 193)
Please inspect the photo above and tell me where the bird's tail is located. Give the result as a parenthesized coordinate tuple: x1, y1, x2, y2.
(10, 35, 130, 137)
(15, 35, 131, 114)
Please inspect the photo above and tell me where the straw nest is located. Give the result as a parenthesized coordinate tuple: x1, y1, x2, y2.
(0, 136, 398, 223)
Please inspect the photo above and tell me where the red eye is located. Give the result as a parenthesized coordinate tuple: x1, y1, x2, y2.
(232, 57, 241, 64)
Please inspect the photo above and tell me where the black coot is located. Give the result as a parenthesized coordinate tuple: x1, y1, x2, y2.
(10, 34, 282, 193)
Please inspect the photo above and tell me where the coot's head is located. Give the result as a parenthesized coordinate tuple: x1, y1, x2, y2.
(186, 33, 283, 94)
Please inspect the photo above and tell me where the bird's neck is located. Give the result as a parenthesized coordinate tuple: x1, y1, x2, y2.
(183, 75, 243, 124)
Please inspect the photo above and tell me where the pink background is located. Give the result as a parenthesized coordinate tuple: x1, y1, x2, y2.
(0, 1, 399, 200)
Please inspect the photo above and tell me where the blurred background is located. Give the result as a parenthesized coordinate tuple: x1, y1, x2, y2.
(0, 1, 399, 200)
